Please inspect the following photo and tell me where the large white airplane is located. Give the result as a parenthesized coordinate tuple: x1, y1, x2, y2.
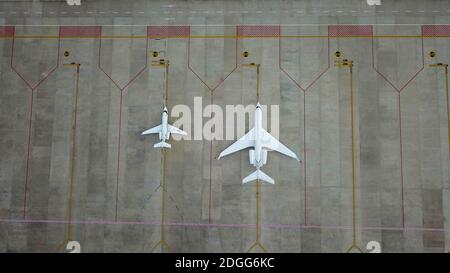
(141, 106, 187, 148)
(218, 102, 300, 184)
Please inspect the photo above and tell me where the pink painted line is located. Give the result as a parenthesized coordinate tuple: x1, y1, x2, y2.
(398, 96, 405, 228)
(188, 25, 239, 92)
(11, 29, 61, 90)
(98, 26, 149, 92)
(371, 33, 424, 93)
(279, 24, 330, 93)
(22, 92, 34, 219)
(371, 31, 425, 228)
(187, 25, 240, 226)
(97, 26, 149, 222)
(9, 27, 61, 219)
(279, 25, 331, 226)
(115, 95, 123, 222)
(0, 218, 447, 233)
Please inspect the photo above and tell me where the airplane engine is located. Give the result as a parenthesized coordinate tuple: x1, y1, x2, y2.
(249, 149, 255, 165)
(158, 132, 162, 140)
(262, 149, 268, 165)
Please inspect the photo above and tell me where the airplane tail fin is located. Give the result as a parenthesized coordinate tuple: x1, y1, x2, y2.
(242, 169, 274, 184)
(153, 141, 171, 149)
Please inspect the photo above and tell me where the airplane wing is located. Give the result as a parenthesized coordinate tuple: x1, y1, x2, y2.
(261, 129, 299, 161)
(168, 124, 187, 135)
(218, 128, 255, 159)
(141, 124, 162, 135)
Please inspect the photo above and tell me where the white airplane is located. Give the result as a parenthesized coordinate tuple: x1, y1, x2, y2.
(218, 102, 300, 184)
(141, 106, 187, 148)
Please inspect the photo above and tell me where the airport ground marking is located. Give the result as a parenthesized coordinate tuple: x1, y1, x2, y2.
(208, 93, 213, 224)
(244, 63, 267, 253)
(97, 28, 149, 221)
(446, 65, 449, 150)
(186, 26, 240, 224)
(150, 59, 172, 253)
(372, 34, 425, 228)
(247, 179, 267, 253)
(335, 58, 363, 253)
(56, 62, 81, 252)
(430, 63, 450, 150)
(1, 217, 450, 232)
(5, 35, 450, 39)
(9, 30, 61, 219)
(150, 148, 172, 253)
(279, 33, 331, 225)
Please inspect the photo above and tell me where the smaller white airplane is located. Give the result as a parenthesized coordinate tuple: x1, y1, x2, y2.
(141, 106, 187, 148)
(218, 102, 300, 184)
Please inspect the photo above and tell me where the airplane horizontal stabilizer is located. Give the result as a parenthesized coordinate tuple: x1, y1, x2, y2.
(242, 169, 274, 184)
(168, 124, 187, 135)
(153, 141, 171, 149)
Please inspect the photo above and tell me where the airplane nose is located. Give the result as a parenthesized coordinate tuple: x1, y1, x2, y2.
(256, 102, 261, 108)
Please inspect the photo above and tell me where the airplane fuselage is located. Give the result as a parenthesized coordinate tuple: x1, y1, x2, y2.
(161, 109, 169, 141)
(251, 104, 265, 169)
